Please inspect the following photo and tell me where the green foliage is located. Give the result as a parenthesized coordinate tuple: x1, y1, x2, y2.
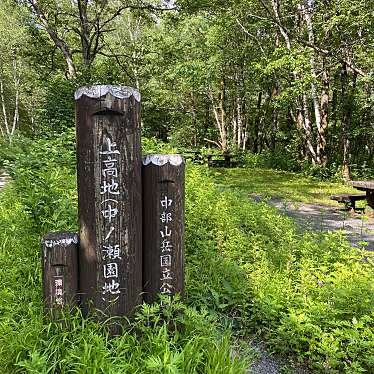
(240, 149, 301, 173)
(142, 137, 178, 154)
(0, 135, 373, 372)
(35, 74, 78, 134)
(0, 135, 248, 373)
(187, 167, 373, 372)
(2, 131, 77, 233)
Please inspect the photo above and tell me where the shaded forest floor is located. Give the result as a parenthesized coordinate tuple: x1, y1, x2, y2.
(211, 168, 359, 206)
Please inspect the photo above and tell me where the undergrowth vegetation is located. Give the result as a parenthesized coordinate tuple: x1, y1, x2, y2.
(0, 133, 373, 373)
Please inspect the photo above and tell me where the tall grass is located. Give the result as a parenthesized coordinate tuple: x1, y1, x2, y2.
(0, 133, 373, 373)
(0, 134, 249, 373)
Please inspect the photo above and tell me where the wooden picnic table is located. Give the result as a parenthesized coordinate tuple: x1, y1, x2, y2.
(182, 150, 203, 162)
(351, 180, 374, 209)
(180, 151, 240, 167)
(206, 153, 239, 168)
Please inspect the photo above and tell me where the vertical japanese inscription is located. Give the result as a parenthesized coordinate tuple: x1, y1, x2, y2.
(41, 232, 79, 318)
(54, 276, 64, 307)
(98, 136, 122, 303)
(142, 154, 185, 304)
(76, 85, 142, 325)
(159, 195, 174, 296)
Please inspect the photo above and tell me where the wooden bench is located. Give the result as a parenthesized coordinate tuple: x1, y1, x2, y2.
(206, 154, 239, 168)
(330, 194, 366, 210)
(182, 150, 203, 163)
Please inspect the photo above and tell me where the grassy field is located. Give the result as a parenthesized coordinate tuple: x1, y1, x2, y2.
(210, 167, 359, 206)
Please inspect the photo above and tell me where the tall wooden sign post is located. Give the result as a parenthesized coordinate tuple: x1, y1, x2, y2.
(75, 85, 142, 329)
(142, 155, 185, 303)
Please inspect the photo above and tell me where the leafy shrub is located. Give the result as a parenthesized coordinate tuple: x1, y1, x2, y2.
(0, 134, 248, 373)
(240, 149, 301, 172)
(2, 131, 77, 233)
(0, 134, 373, 373)
(35, 74, 77, 134)
(186, 170, 373, 373)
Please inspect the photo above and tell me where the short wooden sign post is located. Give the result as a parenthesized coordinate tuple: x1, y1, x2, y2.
(142, 154, 185, 304)
(75, 85, 142, 328)
(42, 232, 79, 318)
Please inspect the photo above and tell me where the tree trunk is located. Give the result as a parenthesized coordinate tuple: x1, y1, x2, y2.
(301, 0, 322, 164)
(341, 62, 356, 181)
(11, 58, 20, 138)
(242, 127, 248, 151)
(27, 1, 77, 78)
(219, 80, 228, 152)
(319, 68, 329, 165)
(303, 94, 317, 164)
(271, 0, 315, 159)
(253, 91, 262, 153)
(237, 97, 244, 150)
(271, 0, 291, 50)
(232, 101, 238, 148)
(209, 80, 228, 153)
(271, 83, 279, 151)
(190, 92, 198, 147)
(0, 76, 10, 137)
(77, 0, 90, 66)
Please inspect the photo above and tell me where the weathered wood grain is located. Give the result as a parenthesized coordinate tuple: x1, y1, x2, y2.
(41, 232, 79, 318)
(75, 85, 142, 331)
(142, 154, 185, 304)
(351, 181, 374, 191)
(351, 180, 374, 209)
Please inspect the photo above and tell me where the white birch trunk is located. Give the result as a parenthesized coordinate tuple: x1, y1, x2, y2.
(0, 77, 10, 137)
(301, 0, 322, 163)
(11, 58, 20, 137)
(303, 94, 317, 164)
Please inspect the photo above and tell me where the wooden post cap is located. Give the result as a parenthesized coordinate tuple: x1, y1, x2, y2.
(75, 85, 141, 102)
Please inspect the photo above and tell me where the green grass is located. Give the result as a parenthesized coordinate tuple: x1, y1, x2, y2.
(0, 135, 373, 373)
(0, 135, 251, 374)
(210, 167, 358, 206)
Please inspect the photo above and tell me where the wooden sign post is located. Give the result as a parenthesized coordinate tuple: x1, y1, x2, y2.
(75, 85, 142, 327)
(142, 154, 185, 303)
(42, 232, 79, 318)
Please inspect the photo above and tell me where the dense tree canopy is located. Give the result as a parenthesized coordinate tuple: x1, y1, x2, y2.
(1, 0, 373, 177)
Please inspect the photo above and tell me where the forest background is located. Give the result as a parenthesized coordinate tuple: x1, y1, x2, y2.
(1, 0, 373, 179)
(0, 1, 374, 373)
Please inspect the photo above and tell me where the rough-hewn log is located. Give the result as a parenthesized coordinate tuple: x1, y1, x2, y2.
(75, 85, 142, 329)
(41, 232, 79, 318)
(142, 154, 185, 304)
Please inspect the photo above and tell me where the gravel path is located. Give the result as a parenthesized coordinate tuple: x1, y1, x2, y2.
(267, 197, 374, 251)
(247, 340, 309, 374)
